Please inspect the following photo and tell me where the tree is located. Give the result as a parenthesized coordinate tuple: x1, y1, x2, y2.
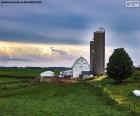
(107, 48, 133, 83)
(53, 69, 60, 76)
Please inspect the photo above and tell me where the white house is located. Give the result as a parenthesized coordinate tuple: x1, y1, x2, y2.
(72, 57, 90, 78)
(40, 71, 55, 77)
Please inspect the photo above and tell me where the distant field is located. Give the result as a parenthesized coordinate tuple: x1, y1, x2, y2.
(0, 77, 130, 116)
(0, 77, 23, 83)
(0, 68, 47, 78)
(0, 77, 26, 83)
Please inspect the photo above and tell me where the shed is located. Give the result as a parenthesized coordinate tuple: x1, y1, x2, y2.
(40, 71, 55, 77)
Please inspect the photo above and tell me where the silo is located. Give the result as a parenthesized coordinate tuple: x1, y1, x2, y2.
(90, 41, 94, 72)
(90, 28, 105, 75)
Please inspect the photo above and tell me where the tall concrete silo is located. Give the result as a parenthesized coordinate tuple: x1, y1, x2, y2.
(90, 28, 105, 75)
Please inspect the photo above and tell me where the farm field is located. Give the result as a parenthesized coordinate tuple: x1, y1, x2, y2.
(0, 77, 130, 116)
(0, 68, 47, 78)
(0, 77, 27, 83)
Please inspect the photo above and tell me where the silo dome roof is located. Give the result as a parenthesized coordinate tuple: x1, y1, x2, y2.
(96, 27, 105, 33)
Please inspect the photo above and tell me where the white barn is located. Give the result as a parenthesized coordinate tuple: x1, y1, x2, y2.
(72, 57, 90, 78)
(40, 71, 55, 77)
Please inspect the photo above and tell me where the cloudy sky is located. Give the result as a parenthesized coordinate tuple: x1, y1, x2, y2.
(0, 0, 140, 67)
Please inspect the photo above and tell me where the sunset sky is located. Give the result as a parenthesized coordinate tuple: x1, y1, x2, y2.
(0, 0, 140, 67)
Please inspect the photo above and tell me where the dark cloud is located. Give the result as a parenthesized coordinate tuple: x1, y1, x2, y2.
(112, 16, 140, 32)
(50, 47, 68, 56)
(0, 0, 140, 46)
(0, 27, 85, 44)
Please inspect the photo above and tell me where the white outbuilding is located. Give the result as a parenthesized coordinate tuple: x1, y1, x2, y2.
(72, 57, 90, 78)
(40, 71, 55, 77)
(63, 70, 72, 77)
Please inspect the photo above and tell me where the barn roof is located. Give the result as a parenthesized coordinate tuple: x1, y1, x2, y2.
(72, 57, 90, 68)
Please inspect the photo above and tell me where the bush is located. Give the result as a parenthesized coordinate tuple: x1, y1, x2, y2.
(133, 70, 140, 80)
(107, 48, 133, 83)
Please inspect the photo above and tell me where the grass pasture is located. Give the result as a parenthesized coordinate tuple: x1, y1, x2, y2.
(0, 77, 26, 83)
(0, 68, 46, 78)
(0, 67, 139, 116)
(88, 77, 140, 115)
(0, 77, 130, 116)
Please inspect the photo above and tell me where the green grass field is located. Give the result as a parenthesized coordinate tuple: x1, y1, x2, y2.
(0, 67, 139, 115)
(88, 77, 140, 115)
(0, 68, 46, 78)
(0, 77, 130, 116)
(0, 77, 26, 83)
